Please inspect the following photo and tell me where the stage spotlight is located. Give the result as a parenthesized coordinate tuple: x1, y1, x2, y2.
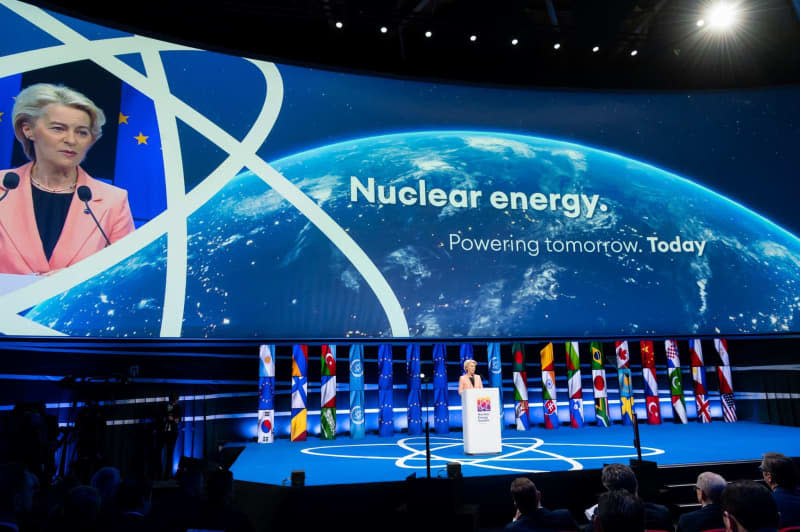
(469, 34, 477, 42)
(706, 2, 739, 30)
(630, 50, 638, 56)
(425, 30, 432, 38)
(511, 38, 519, 46)
(592, 45, 600, 53)
(380, 26, 388, 34)
(553, 43, 561, 50)
(697, 19, 706, 27)
(335, 21, 343, 29)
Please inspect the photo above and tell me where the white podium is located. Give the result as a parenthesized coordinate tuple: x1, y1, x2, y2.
(462, 387, 502, 455)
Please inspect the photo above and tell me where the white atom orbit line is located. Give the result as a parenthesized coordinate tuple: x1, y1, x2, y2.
(301, 437, 665, 474)
(0, 0, 410, 337)
(139, 47, 188, 337)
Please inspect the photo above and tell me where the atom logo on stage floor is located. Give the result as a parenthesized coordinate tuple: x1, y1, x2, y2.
(301, 436, 665, 474)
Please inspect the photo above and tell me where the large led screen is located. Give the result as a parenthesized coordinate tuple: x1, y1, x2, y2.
(0, 0, 799, 338)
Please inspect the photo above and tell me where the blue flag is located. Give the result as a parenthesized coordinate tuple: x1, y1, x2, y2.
(378, 343, 394, 436)
(349, 344, 365, 439)
(0, 74, 21, 170)
(406, 344, 422, 435)
(433, 343, 449, 434)
(459, 343, 474, 375)
(488, 342, 503, 390)
(114, 82, 166, 226)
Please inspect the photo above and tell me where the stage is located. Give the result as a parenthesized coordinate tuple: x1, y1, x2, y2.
(230, 421, 800, 487)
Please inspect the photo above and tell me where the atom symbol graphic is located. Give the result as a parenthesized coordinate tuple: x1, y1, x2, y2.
(301, 436, 664, 474)
(0, 0, 408, 337)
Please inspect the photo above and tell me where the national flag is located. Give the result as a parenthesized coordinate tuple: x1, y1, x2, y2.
(640, 340, 661, 425)
(512, 342, 529, 430)
(665, 340, 687, 424)
(320, 344, 337, 440)
(406, 344, 422, 436)
(257, 344, 275, 444)
(714, 338, 731, 366)
(540, 343, 559, 429)
(348, 344, 366, 439)
(615, 341, 634, 425)
(721, 393, 738, 423)
(591, 342, 610, 427)
(689, 339, 711, 423)
(459, 344, 474, 375)
(715, 338, 737, 423)
(487, 342, 503, 390)
(114, 81, 167, 225)
(565, 341, 583, 428)
(291, 344, 308, 442)
(0, 74, 21, 170)
(433, 343, 449, 433)
(378, 343, 394, 437)
(689, 338, 705, 367)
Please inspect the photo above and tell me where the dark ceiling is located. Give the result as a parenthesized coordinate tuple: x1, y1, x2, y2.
(29, 0, 800, 89)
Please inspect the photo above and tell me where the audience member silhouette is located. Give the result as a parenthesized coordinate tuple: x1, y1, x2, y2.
(594, 463, 674, 532)
(676, 471, 727, 532)
(0, 463, 36, 532)
(114, 476, 153, 532)
(721, 480, 779, 532)
(760, 452, 800, 528)
(593, 490, 645, 532)
(505, 476, 578, 531)
(60, 485, 102, 532)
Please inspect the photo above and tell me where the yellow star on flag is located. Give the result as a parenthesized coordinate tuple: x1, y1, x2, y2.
(134, 132, 149, 145)
(0, 111, 4, 122)
(119, 112, 129, 125)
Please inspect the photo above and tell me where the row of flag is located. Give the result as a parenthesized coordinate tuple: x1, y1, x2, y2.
(256, 339, 736, 443)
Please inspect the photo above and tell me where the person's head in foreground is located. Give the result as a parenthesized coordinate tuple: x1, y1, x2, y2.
(721, 480, 779, 532)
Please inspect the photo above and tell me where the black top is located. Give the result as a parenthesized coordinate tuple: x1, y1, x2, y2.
(676, 503, 724, 532)
(32, 185, 73, 261)
(505, 507, 578, 531)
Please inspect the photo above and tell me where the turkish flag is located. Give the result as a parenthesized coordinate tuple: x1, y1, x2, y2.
(646, 396, 662, 425)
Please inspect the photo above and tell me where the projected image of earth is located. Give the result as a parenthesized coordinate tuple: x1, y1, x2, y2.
(24, 131, 800, 338)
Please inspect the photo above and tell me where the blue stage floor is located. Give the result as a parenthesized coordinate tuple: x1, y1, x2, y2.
(230, 422, 800, 487)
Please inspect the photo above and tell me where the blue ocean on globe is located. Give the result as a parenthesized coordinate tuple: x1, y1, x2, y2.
(22, 131, 800, 338)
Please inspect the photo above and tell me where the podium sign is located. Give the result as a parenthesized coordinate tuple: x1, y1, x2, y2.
(462, 387, 502, 455)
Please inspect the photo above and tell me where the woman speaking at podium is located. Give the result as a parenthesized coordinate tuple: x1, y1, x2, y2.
(0, 83, 134, 275)
(458, 359, 484, 396)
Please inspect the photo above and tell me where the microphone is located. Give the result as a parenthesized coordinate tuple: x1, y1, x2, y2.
(77, 185, 111, 247)
(0, 172, 19, 202)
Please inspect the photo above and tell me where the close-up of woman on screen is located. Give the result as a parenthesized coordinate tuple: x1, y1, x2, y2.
(0, 83, 134, 275)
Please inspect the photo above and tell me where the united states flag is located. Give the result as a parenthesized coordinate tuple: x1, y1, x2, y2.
(722, 393, 737, 423)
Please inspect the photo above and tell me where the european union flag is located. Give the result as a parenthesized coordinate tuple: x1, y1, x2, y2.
(406, 344, 422, 435)
(0, 74, 21, 169)
(378, 343, 394, 437)
(114, 81, 166, 227)
(459, 343, 473, 375)
(433, 343, 449, 434)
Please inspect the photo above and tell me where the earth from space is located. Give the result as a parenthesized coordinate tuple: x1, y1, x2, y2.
(24, 131, 800, 338)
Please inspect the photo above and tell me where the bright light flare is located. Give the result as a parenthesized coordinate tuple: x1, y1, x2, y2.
(706, 2, 739, 30)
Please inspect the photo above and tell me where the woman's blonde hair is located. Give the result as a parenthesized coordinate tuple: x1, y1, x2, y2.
(464, 359, 477, 370)
(12, 83, 106, 160)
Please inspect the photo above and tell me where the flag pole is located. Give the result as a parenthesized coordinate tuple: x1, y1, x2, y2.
(632, 409, 643, 463)
(422, 372, 432, 479)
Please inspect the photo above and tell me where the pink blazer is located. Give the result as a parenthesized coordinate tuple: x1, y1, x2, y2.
(0, 162, 135, 274)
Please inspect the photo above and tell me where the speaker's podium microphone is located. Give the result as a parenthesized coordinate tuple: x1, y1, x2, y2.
(77, 185, 111, 247)
(0, 172, 19, 202)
